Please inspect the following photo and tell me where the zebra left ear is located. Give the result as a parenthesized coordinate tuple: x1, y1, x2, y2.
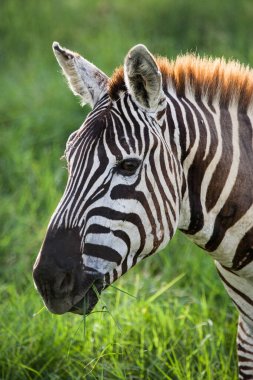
(52, 42, 108, 108)
(124, 44, 164, 111)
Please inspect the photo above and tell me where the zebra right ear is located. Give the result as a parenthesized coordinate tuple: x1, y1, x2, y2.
(124, 44, 164, 112)
(52, 42, 108, 108)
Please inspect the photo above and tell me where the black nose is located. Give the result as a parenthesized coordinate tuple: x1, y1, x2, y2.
(33, 265, 75, 298)
(56, 270, 75, 294)
(33, 227, 101, 314)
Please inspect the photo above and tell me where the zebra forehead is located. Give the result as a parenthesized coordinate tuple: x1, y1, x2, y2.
(109, 54, 253, 112)
(68, 100, 140, 155)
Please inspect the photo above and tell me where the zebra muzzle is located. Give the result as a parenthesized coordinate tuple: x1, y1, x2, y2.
(33, 226, 104, 315)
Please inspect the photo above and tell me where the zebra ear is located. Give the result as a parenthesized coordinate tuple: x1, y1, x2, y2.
(124, 44, 164, 111)
(52, 42, 108, 108)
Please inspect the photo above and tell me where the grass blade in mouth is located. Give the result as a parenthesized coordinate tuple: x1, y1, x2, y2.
(92, 284, 122, 332)
(109, 284, 137, 299)
(82, 296, 89, 339)
(91, 283, 101, 302)
(82, 294, 90, 315)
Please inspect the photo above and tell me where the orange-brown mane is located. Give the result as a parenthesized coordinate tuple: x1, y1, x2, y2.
(109, 54, 253, 113)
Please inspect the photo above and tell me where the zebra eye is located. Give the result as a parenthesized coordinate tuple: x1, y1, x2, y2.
(118, 158, 140, 175)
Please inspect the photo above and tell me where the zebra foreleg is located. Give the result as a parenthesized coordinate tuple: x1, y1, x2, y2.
(215, 261, 253, 379)
(237, 316, 253, 379)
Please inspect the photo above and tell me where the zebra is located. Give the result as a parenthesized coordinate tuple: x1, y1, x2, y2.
(33, 41, 253, 379)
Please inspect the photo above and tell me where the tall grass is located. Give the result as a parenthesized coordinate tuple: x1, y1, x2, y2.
(1, 0, 252, 378)
(0, 241, 237, 379)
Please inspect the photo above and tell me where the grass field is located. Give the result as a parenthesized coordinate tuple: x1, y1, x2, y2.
(1, 0, 253, 378)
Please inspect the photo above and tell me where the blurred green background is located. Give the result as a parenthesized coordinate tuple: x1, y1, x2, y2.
(1, 0, 253, 379)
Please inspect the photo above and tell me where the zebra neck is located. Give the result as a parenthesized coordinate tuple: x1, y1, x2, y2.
(163, 91, 253, 264)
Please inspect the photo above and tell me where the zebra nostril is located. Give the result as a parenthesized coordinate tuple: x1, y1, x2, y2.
(57, 271, 74, 293)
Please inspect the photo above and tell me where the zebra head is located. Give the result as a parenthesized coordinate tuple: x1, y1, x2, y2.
(33, 43, 183, 315)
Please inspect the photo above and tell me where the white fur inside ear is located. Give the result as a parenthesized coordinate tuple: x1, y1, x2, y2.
(52, 42, 108, 108)
(124, 44, 164, 111)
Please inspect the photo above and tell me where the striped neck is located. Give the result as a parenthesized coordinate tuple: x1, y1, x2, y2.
(161, 87, 253, 269)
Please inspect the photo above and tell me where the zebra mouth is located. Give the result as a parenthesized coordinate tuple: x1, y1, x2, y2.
(69, 278, 104, 315)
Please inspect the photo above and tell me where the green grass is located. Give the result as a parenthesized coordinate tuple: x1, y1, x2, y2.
(1, 0, 252, 378)
(0, 233, 238, 379)
(0, 240, 238, 379)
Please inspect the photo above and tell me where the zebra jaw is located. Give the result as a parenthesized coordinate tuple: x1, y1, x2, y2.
(68, 277, 104, 315)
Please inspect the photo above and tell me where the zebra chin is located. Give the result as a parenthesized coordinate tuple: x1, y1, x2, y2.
(68, 277, 104, 315)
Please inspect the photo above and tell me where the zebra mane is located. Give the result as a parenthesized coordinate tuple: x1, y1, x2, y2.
(109, 54, 253, 112)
